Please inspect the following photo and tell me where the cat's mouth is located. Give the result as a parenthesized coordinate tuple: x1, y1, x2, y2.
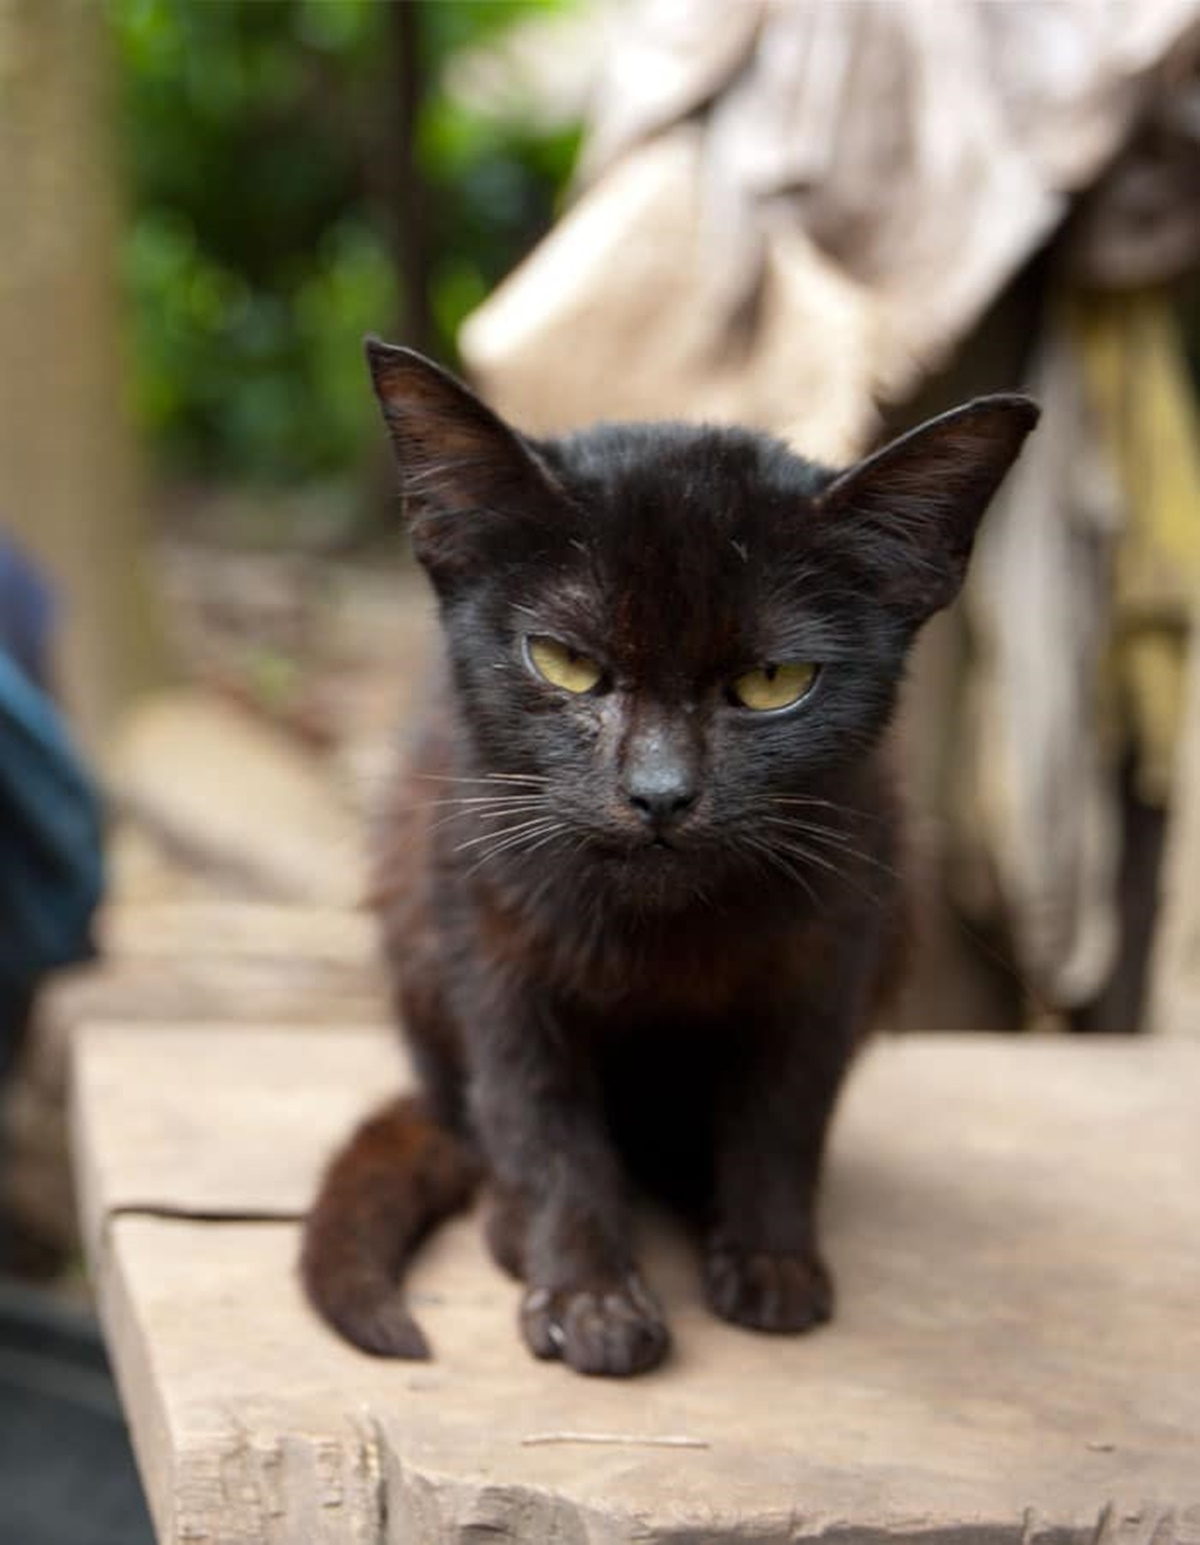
(593, 828, 687, 861)
(589, 816, 701, 862)
(633, 829, 691, 860)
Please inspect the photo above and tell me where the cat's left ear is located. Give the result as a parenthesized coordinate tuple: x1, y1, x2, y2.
(365, 338, 565, 585)
(815, 395, 1039, 621)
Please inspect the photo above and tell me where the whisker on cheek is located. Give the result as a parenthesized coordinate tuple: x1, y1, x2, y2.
(453, 816, 562, 854)
(428, 805, 550, 838)
(739, 833, 824, 911)
(765, 794, 888, 824)
(757, 832, 890, 909)
(414, 772, 553, 787)
(463, 821, 568, 878)
(761, 815, 903, 883)
(417, 794, 554, 808)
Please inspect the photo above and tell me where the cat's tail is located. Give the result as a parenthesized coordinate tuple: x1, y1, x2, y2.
(300, 1094, 479, 1359)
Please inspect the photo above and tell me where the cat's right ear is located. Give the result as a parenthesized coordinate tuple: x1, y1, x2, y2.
(812, 394, 1039, 623)
(365, 339, 563, 583)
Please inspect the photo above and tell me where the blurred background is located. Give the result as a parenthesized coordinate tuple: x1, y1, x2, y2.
(0, 1, 1198, 1539)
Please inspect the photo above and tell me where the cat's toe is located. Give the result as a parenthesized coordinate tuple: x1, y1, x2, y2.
(704, 1246, 833, 1333)
(520, 1276, 670, 1376)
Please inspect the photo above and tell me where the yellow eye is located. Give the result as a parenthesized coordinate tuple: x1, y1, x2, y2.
(526, 636, 604, 695)
(730, 662, 817, 712)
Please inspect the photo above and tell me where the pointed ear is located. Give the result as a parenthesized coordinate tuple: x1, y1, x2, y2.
(815, 395, 1040, 621)
(365, 338, 563, 583)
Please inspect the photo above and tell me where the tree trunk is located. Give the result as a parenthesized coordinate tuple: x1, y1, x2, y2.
(0, 0, 166, 753)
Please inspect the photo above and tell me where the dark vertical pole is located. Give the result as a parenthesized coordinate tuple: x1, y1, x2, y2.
(388, 0, 435, 359)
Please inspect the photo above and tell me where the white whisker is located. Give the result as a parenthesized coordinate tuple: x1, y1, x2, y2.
(464, 820, 567, 877)
(414, 771, 552, 788)
(740, 834, 822, 910)
(428, 800, 550, 837)
(761, 815, 903, 884)
(453, 816, 561, 854)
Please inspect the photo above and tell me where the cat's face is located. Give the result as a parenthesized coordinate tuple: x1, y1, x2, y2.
(369, 343, 1037, 899)
(429, 428, 915, 879)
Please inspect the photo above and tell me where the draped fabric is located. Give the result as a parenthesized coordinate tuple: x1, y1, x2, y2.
(0, 539, 102, 996)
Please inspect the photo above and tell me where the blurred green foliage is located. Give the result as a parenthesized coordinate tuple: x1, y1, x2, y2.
(115, 0, 580, 486)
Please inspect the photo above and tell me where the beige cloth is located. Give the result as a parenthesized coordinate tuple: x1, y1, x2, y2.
(463, 0, 1200, 461)
(955, 316, 1125, 1007)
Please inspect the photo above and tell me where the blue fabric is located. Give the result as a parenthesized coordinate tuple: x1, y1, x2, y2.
(0, 648, 104, 989)
(0, 538, 55, 689)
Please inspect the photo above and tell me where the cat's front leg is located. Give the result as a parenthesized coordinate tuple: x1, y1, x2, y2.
(703, 1012, 852, 1335)
(468, 1003, 669, 1376)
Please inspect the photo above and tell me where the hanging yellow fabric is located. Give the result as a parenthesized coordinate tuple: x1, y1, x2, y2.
(1072, 288, 1200, 808)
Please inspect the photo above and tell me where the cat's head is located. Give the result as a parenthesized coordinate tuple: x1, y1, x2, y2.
(368, 340, 1037, 901)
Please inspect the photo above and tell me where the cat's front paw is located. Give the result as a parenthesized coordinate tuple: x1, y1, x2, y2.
(483, 1188, 527, 1280)
(520, 1274, 670, 1377)
(704, 1244, 833, 1333)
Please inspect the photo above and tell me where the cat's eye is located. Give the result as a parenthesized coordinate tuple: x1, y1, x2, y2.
(525, 635, 604, 695)
(730, 662, 818, 712)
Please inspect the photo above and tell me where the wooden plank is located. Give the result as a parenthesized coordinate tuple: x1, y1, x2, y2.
(75, 1026, 1200, 1542)
(70, 1023, 396, 1263)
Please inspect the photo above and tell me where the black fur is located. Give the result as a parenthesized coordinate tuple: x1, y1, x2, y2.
(299, 343, 1039, 1376)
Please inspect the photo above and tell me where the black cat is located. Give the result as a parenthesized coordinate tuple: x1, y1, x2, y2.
(301, 342, 1038, 1376)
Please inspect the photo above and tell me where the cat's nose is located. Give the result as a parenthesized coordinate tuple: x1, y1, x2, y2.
(620, 710, 701, 832)
(624, 770, 698, 830)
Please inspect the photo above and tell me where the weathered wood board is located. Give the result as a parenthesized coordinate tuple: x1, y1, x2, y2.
(73, 1025, 1200, 1543)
